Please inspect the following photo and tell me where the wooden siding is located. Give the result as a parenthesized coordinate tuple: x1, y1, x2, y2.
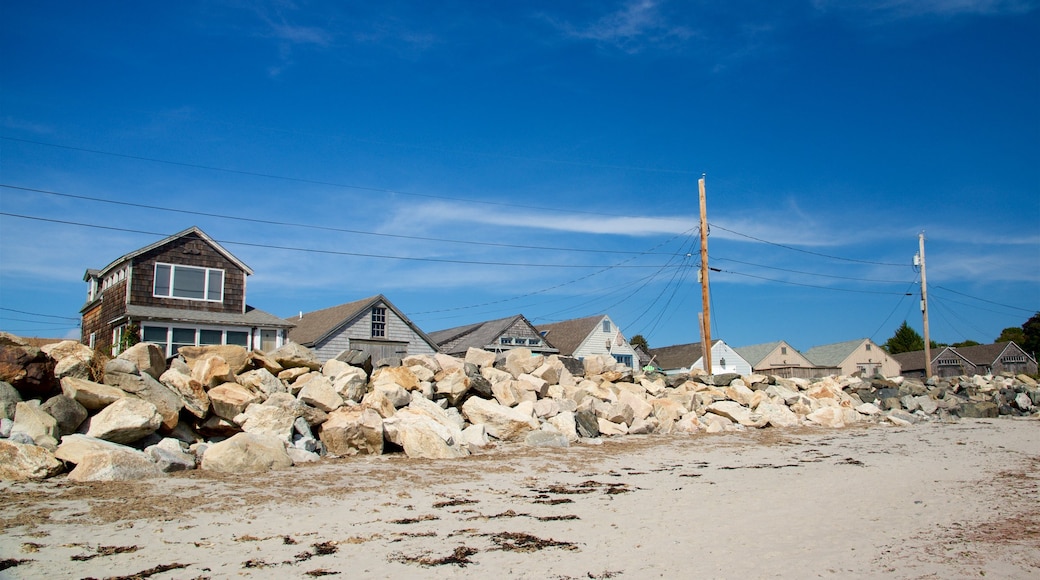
(129, 232, 247, 314)
(692, 342, 753, 376)
(81, 280, 129, 354)
(754, 343, 816, 373)
(312, 303, 436, 361)
(839, 341, 901, 377)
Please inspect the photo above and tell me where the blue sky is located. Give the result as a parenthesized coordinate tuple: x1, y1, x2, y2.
(1, 0, 1038, 353)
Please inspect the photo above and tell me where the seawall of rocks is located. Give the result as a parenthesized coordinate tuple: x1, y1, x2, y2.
(1, 331, 1037, 482)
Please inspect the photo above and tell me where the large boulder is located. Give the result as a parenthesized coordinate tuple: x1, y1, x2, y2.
(319, 407, 384, 456)
(60, 376, 127, 411)
(117, 342, 167, 379)
(40, 395, 88, 435)
(159, 368, 210, 418)
(1, 380, 23, 419)
(208, 383, 262, 421)
(200, 433, 293, 473)
(234, 403, 297, 442)
(461, 396, 539, 441)
(383, 407, 468, 459)
(806, 406, 846, 428)
(297, 375, 344, 412)
(54, 434, 135, 465)
(105, 370, 183, 431)
(0, 440, 64, 480)
(269, 342, 321, 371)
(67, 447, 163, 481)
(191, 354, 237, 388)
(42, 341, 95, 381)
(706, 401, 767, 428)
(178, 345, 250, 374)
(371, 366, 420, 392)
(331, 366, 368, 403)
(0, 336, 56, 397)
(433, 367, 471, 405)
(238, 367, 287, 398)
(11, 401, 60, 449)
(85, 398, 162, 444)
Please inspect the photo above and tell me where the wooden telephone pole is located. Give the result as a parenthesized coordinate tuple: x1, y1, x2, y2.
(918, 232, 932, 379)
(699, 175, 713, 375)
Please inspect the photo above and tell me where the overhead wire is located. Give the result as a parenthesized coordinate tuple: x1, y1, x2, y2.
(708, 222, 906, 267)
(931, 284, 1035, 314)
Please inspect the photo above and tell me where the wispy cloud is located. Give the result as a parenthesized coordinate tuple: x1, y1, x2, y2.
(812, 0, 1037, 19)
(547, 0, 695, 53)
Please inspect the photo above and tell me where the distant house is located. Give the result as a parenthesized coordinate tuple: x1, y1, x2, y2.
(803, 338, 899, 377)
(648, 340, 752, 376)
(429, 314, 559, 357)
(734, 340, 828, 379)
(535, 314, 640, 369)
(894, 341, 1037, 378)
(288, 295, 438, 362)
(80, 226, 292, 357)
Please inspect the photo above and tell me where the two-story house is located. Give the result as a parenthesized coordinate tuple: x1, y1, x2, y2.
(80, 226, 293, 356)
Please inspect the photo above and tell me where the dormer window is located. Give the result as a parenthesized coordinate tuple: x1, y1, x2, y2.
(154, 263, 224, 302)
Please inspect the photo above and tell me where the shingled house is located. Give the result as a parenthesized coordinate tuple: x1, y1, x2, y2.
(535, 314, 640, 369)
(893, 341, 1037, 378)
(80, 226, 292, 357)
(287, 295, 439, 362)
(429, 314, 559, 357)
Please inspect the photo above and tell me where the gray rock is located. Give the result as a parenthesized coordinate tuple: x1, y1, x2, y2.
(117, 342, 166, 379)
(40, 395, 88, 435)
(1014, 392, 1034, 411)
(574, 408, 600, 438)
(712, 372, 741, 386)
(0, 417, 11, 438)
(1, 380, 23, 419)
(146, 445, 196, 472)
(104, 368, 183, 430)
(957, 401, 999, 418)
(525, 430, 570, 448)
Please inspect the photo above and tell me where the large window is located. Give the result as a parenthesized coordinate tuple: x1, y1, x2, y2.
(612, 354, 633, 367)
(154, 263, 224, 302)
(143, 325, 252, 357)
(371, 307, 386, 338)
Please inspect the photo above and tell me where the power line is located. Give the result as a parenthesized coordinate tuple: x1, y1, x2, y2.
(708, 222, 907, 267)
(0, 213, 687, 269)
(715, 268, 915, 295)
(0, 307, 81, 321)
(710, 254, 912, 283)
(931, 284, 1035, 314)
(1, 184, 673, 257)
(1, 137, 684, 220)
(868, 275, 920, 341)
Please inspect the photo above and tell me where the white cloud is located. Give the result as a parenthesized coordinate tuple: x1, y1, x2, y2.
(549, 0, 695, 52)
(812, 0, 1036, 19)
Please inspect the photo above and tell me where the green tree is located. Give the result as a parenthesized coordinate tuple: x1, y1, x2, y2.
(1022, 312, 1040, 357)
(884, 321, 925, 354)
(952, 340, 981, 348)
(629, 334, 649, 351)
(995, 327, 1025, 344)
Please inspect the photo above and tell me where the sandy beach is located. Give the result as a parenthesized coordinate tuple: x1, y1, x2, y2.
(2, 418, 1037, 579)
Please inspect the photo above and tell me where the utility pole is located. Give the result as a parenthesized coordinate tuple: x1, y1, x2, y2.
(918, 232, 932, 379)
(699, 175, 712, 375)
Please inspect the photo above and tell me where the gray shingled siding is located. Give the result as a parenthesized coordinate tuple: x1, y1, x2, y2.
(312, 306, 436, 361)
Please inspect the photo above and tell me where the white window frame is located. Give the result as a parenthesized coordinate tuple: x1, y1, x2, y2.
(141, 324, 251, 357)
(153, 262, 225, 302)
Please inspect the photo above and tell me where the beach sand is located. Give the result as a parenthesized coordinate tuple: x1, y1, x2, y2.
(2, 417, 1037, 579)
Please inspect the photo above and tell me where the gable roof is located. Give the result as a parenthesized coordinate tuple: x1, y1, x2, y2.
(534, 314, 605, 355)
(953, 341, 1023, 366)
(804, 338, 869, 367)
(428, 314, 557, 354)
(733, 341, 784, 367)
(91, 226, 253, 278)
(891, 350, 928, 373)
(287, 294, 437, 350)
(648, 342, 708, 371)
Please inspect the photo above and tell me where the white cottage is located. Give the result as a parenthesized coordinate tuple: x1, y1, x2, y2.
(535, 314, 640, 369)
(649, 339, 752, 376)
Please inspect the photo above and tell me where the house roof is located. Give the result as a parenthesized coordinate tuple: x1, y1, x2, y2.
(733, 341, 783, 367)
(534, 314, 605, 355)
(648, 342, 709, 371)
(891, 350, 928, 372)
(804, 338, 869, 367)
(287, 294, 438, 350)
(428, 314, 557, 354)
(953, 342, 1020, 366)
(125, 304, 293, 328)
(90, 226, 253, 278)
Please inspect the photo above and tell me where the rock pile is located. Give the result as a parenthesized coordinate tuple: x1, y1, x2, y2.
(1, 331, 1037, 482)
